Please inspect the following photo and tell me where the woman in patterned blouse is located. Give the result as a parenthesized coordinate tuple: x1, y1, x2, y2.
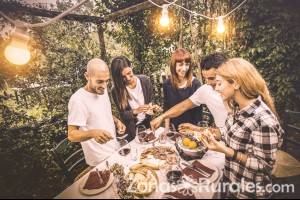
(201, 58, 284, 198)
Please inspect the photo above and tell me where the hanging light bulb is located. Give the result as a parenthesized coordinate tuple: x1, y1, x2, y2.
(4, 28, 31, 65)
(217, 17, 225, 34)
(160, 4, 170, 27)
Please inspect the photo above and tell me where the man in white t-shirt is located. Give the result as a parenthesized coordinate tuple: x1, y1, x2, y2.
(68, 58, 126, 166)
(151, 53, 228, 131)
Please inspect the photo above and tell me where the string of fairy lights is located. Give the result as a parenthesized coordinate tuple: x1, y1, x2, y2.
(148, 0, 247, 32)
(0, 0, 247, 66)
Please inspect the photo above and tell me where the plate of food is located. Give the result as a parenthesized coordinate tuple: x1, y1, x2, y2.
(79, 169, 114, 196)
(135, 129, 158, 144)
(145, 103, 155, 116)
(145, 103, 163, 116)
(126, 164, 159, 197)
(140, 146, 179, 169)
(181, 160, 219, 185)
(177, 134, 207, 158)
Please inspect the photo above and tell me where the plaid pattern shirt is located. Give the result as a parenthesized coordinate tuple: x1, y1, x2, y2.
(202, 104, 216, 127)
(220, 97, 284, 198)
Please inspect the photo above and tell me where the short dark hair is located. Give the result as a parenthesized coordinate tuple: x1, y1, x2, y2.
(200, 52, 227, 70)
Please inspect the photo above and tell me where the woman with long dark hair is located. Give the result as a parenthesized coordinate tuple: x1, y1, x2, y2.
(163, 48, 202, 130)
(111, 56, 161, 141)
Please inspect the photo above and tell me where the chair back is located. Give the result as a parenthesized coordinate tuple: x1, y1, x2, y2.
(51, 138, 86, 182)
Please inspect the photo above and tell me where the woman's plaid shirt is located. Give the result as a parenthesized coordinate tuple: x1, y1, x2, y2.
(220, 98, 284, 198)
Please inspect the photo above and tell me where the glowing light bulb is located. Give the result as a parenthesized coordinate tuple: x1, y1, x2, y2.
(160, 4, 170, 27)
(4, 28, 31, 65)
(217, 17, 225, 34)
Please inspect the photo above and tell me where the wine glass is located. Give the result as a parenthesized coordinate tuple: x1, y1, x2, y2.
(136, 124, 147, 142)
(165, 123, 177, 142)
(196, 121, 210, 141)
(197, 121, 209, 132)
(116, 129, 128, 148)
(118, 143, 131, 157)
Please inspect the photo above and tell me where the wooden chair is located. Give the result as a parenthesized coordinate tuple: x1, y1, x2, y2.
(51, 138, 92, 183)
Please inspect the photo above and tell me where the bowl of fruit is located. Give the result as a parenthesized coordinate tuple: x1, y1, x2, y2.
(177, 134, 207, 157)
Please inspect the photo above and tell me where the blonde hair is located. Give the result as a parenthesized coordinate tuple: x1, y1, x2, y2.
(217, 58, 278, 116)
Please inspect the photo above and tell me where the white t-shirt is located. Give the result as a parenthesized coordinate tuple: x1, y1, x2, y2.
(127, 78, 146, 124)
(68, 88, 119, 166)
(189, 84, 228, 128)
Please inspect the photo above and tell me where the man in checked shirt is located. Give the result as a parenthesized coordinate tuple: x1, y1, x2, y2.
(201, 58, 284, 198)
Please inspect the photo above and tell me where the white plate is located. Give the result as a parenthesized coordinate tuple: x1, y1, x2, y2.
(79, 172, 114, 196)
(181, 160, 219, 185)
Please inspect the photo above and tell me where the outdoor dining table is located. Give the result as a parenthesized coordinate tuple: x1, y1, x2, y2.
(55, 128, 225, 199)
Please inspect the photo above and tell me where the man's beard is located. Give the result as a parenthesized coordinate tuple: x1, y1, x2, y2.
(90, 84, 105, 95)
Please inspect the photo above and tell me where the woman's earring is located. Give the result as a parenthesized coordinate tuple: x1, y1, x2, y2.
(234, 85, 240, 90)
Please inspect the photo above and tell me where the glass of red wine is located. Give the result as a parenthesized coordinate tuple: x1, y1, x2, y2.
(166, 123, 179, 142)
(117, 131, 130, 156)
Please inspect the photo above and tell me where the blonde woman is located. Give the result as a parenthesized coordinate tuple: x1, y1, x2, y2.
(201, 58, 284, 198)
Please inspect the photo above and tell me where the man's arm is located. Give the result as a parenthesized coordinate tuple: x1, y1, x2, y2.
(161, 99, 196, 120)
(151, 99, 196, 130)
(68, 125, 94, 142)
(68, 125, 113, 143)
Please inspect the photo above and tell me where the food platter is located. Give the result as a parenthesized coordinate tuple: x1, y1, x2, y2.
(126, 164, 159, 197)
(140, 146, 179, 169)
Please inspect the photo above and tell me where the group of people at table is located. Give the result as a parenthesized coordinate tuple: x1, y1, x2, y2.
(67, 49, 284, 198)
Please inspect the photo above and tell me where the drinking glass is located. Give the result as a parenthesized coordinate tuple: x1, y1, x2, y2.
(165, 123, 178, 142)
(118, 143, 131, 157)
(135, 124, 147, 144)
(197, 121, 209, 133)
(116, 131, 128, 148)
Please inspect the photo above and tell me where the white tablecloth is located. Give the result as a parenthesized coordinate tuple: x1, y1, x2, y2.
(55, 128, 225, 199)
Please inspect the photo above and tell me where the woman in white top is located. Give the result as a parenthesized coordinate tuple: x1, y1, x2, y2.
(111, 56, 161, 141)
